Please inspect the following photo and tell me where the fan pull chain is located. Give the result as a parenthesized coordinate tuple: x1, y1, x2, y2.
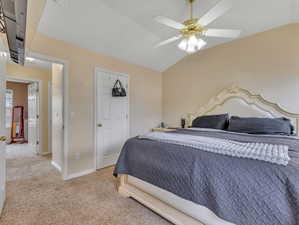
(190, 0, 193, 19)
(189, 0, 196, 19)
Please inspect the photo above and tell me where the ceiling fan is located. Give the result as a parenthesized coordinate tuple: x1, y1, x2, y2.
(155, 0, 241, 54)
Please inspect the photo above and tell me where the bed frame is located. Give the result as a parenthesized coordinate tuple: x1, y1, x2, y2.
(187, 85, 299, 135)
(117, 85, 299, 225)
(118, 175, 205, 225)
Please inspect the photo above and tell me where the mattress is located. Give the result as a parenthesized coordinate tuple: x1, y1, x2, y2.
(114, 128, 299, 224)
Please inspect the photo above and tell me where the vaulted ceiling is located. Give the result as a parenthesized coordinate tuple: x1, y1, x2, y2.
(38, 0, 299, 72)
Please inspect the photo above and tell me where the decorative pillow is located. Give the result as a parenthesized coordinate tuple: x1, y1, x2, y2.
(192, 114, 229, 130)
(227, 116, 294, 135)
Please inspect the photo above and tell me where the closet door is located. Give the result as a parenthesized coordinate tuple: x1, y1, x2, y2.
(95, 69, 129, 169)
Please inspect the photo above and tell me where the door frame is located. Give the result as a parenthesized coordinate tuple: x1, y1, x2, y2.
(28, 52, 69, 180)
(94, 67, 130, 170)
(5, 76, 42, 154)
(0, 62, 6, 216)
(48, 81, 52, 154)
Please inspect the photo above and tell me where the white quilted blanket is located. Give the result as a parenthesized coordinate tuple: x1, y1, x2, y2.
(140, 132, 290, 165)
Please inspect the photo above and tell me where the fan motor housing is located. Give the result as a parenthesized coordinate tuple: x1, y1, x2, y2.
(181, 18, 205, 36)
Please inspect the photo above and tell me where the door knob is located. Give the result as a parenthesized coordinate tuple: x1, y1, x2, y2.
(97, 124, 102, 127)
(0, 136, 6, 142)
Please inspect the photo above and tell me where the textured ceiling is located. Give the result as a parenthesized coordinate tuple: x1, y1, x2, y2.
(38, 0, 299, 72)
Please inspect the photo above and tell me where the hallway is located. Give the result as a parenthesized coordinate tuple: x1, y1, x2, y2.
(6, 144, 52, 181)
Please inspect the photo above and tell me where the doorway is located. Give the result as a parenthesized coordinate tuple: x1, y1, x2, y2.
(95, 68, 129, 169)
(4, 65, 49, 182)
(0, 52, 69, 215)
(3, 56, 66, 180)
(5, 78, 40, 154)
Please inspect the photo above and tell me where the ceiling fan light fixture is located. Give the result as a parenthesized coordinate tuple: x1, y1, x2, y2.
(196, 39, 207, 50)
(155, 0, 240, 53)
(186, 44, 196, 53)
(178, 35, 206, 53)
(178, 39, 188, 50)
(188, 35, 198, 46)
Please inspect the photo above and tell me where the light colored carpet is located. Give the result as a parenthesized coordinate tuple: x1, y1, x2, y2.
(1, 145, 172, 225)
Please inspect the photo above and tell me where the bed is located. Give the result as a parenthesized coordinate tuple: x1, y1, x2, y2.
(114, 85, 299, 225)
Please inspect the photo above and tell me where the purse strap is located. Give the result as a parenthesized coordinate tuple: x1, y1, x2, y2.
(113, 79, 124, 89)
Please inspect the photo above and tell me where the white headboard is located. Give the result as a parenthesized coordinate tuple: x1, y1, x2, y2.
(187, 85, 299, 135)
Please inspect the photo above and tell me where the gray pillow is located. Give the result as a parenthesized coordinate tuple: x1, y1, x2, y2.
(192, 114, 229, 130)
(227, 116, 294, 135)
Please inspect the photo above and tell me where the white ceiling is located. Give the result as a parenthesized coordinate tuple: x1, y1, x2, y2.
(38, 0, 299, 72)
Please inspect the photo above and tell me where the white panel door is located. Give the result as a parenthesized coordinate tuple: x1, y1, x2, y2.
(28, 82, 39, 153)
(0, 58, 6, 214)
(96, 69, 129, 169)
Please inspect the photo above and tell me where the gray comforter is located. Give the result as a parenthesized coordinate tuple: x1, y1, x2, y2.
(113, 128, 299, 225)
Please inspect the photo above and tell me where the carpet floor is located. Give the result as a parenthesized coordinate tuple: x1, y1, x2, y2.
(1, 145, 171, 225)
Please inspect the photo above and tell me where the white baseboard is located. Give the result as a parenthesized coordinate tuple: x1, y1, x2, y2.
(0, 200, 4, 217)
(101, 152, 119, 169)
(64, 169, 95, 180)
(51, 161, 62, 172)
(0, 188, 5, 217)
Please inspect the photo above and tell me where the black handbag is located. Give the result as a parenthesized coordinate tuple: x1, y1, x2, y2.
(112, 79, 127, 97)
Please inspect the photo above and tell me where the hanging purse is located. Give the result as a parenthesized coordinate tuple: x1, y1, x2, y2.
(112, 79, 127, 97)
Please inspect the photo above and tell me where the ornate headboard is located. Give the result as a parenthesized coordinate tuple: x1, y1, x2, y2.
(187, 85, 299, 135)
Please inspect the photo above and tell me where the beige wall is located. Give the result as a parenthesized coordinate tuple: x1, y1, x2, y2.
(30, 33, 162, 175)
(6, 63, 51, 153)
(162, 24, 299, 127)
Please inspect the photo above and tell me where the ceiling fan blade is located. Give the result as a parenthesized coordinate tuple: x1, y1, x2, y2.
(198, 0, 232, 26)
(204, 29, 241, 38)
(155, 36, 181, 48)
(155, 16, 185, 30)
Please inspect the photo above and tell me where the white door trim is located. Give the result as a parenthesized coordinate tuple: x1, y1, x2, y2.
(5, 76, 42, 154)
(48, 81, 52, 153)
(0, 64, 6, 216)
(51, 160, 61, 172)
(28, 52, 69, 180)
(94, 67, 130, 170)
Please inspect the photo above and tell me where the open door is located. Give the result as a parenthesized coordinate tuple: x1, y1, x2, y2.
(27, 82, 39, 153)
(0, 58, 6, 214)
